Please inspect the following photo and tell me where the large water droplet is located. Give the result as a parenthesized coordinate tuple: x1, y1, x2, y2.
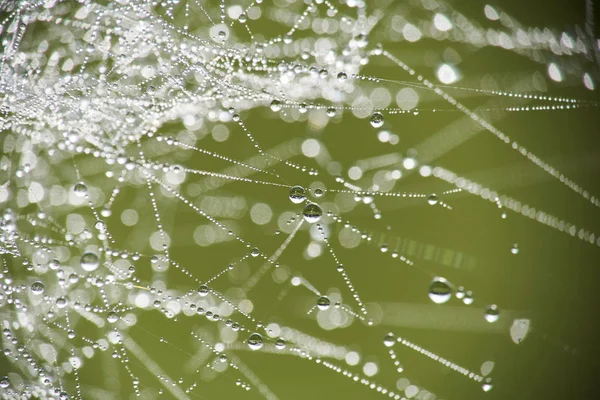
(317, 296, 331, 310)
(270, 99, 282, 112)
(107, 312, 119, 323)
(427, 194, 438, 205)
(247, 333, 263, 350)
(73, 182, 87, 197)
(198, 285, 209, 297)
(289, 186, 306, 204)
(31, 281, 45, 294)
(428, 277, 452, 304)
(302, 203, 322, 223)
(80, 252, 100, 272)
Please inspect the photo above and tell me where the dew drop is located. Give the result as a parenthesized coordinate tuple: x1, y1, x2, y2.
(247, 333, 263, 350)
(317, 296, 331, 310)
(427, 194, 438, 205)
(275, 338, 286, 350)
(302, 203, 322, 223)
(250, 247, 260, 257)
(370, 112, 384, 128)
(289, 185, 306, 204)
(511, 243, 519, 254)
(80, 252, 100, 272)
(107, 312, 119, 323)
(31, 281, 45, 294)
(198, 285, 209, 297)
(428, 277, 452, 304)
(0, 376, 10, 389)
(383, 333, 395, 347)
(73, 182, 87, 197)
(270, 99, 282, 112)
(484, 304, 500, 323)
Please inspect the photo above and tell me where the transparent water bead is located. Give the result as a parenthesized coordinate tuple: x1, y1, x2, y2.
(275, 338, 286, 350)
(427, 194, 438, 205)
(383, 333, 395, 347)
(428, 277, 452, 304)
(247, 333, 263, 351)
(73, 182, 87, 197)
(370, 112, 384, 128)
(80, 252, 100, 272)
(317, 296, 331, 310)
(198, 285, 209, 297)
(289, 185, 306, 204)
(511, 243, 519, 254)
(107, 312, 119, 323)
(0, 376, 9, 388)
(270, 99, 282, 112)
(484, 304, 500, 323)
(302, 203, 322, 223)
(31, 281, 45, 294)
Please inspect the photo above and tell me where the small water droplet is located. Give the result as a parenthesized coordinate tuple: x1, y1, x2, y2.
(427, 194, 438, 205)
(383, 333, 395, 347)
(484, 304, 500, 323)
(370, 112, 384, 128)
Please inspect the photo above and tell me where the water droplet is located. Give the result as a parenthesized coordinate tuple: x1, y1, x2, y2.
(247, 333, 263, 350)
(31, 281, 45, 294)
(73, 182, 87, 197)
(250, 247, 260, 257)
(302, 203, 322, 223)
(49, 259, 60, 270)
(337, 72, 347, 81)
(80, 252, 100, 272)
(370, 112, 384, 128)
(428, 277, 452, 304)
(313, 188, 324, 197)
(289, 185, 306, 204)
(463, 291, 474, 305)
(238, 13, 247, 23)
(482, 382, 493, 392)
(383, 333, 395, 347)
(275, 338, 286, 350)
(0, 376, 10, 388)
(427, 194, 438, 205)
(380, 243, 388, 253)
(317, 296, 330, 310)
(484, 305, 500, 323)
(198, 285, 209, 297)
(511, 243, 519, 254)
(107, 312, 119, 323)
(67, 330, 76, 339)
(326, 107, 336, 117)
(270, 99, 282, 112)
